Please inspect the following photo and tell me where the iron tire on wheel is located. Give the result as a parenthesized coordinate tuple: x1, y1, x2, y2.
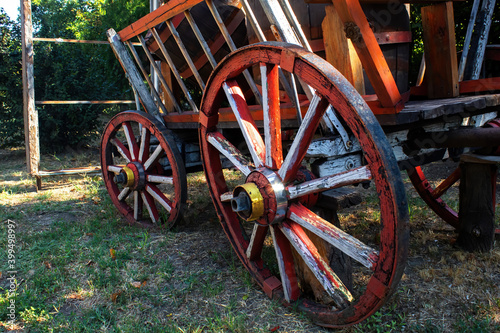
(199, 42, 409, 327)
(101, 110, 187, 228)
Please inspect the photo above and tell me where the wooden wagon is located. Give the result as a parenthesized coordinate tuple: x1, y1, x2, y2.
(100, 0, 500, 327)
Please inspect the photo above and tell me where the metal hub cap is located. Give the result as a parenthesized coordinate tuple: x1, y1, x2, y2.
(231, 168, 288, 225)
(114, 162, 146, 191)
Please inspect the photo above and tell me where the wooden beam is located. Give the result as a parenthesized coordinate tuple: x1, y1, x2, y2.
(322, 5, 365, 94)
(421, 2, 459, 99)
(107, 29, 162, 119)
(21, 0, 39, 177)
(331, 0, 402, 108)
(118, 0, 204, 42)
(459, 78, 500, 94)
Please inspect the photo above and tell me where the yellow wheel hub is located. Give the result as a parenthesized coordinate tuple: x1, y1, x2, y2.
(122, 166, 135, 188)
(231, 183, 264, 221)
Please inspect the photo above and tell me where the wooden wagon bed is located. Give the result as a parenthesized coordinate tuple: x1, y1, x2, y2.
(377, 93, 500, 126)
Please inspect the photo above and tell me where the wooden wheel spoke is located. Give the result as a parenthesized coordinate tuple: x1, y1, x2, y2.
(147, 174, 174, 184)
(144, 145, 163, 171)
(280, 221, 353, 308)
(139, 127, 151, 164)
(207, 131, 254, 176)
(141, 191, 160, 223)
(270, 226, 300, 302)
(223, 80, 265, 167)
(112, 138, 132, 163)
(122, 122, 139, 161)
(288, 203, 378, 270)
(118, 187, 131, 202)
(279, 94, 329, 183)
(261, 63, 282, 170)
(133, 191, 143, 221)
(432, 167, 461, 199)
(246, 224, 269, 261)
(107, 165, 122, 174)
(146, 184, 172, 213)
(287, 166, 372, 199)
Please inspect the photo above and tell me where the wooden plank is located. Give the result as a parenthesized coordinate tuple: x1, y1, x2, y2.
(331, 0, 402, 108)
(322, 5, 365, 94)
(376, 93, 500, 125)
(21, 0, 39, 177)
(118, 0, 204, 41)
(421, 2, 459, 99)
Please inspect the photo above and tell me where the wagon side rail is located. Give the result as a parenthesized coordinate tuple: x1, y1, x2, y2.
(107, 0, 267, 121)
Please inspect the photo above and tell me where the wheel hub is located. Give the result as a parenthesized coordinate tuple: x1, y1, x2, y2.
(231, 168, 287, 225)
(114, 162, 146, 190)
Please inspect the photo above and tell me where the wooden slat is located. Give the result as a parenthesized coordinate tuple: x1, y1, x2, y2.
(179, 10, 245, 78)
(421, 2, 459, 99)
(118, 0, 204, 41)
(151, 27, 198, 112)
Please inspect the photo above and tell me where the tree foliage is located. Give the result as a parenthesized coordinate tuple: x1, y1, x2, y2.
(0, 0, 147, 151)
(0, 9, 23, 148)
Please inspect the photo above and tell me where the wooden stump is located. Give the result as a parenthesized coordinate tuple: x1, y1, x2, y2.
(457, 156, 497, 252)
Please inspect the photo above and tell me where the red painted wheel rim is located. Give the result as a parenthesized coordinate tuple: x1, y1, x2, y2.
(407, 165, 460, 228)
(199, 42, 409, 327)
(408, 118, 500, 230)
(101, 110, 186, 228)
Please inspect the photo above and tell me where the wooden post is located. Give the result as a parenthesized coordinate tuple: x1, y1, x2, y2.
(21, 0, 40, 179)
(322, 5, 365, 95)
(457, 155, 497, 252)
(331, 0, 402, 108)
(421, 2, 459, 99)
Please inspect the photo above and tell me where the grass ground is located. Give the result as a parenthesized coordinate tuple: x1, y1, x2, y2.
(0, 147, 499, 332)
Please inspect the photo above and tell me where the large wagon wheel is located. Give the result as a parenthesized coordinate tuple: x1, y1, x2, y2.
(199, 42, 409, 327)
(101, 110, 187, 228)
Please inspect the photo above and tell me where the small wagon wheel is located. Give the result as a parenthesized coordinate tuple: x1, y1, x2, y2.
(101, 110, 187, 228)
(407, 165, 460, 228)
(199, 42, 409, 327)
(407, 119, 500, 231)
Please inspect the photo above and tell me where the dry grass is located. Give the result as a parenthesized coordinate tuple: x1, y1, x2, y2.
(0, 148, 499, 332)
